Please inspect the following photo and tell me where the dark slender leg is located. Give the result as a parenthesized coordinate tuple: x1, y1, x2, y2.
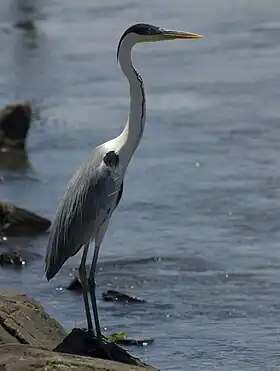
(88, 245, 101, 339)
(78, 242, 93, 332)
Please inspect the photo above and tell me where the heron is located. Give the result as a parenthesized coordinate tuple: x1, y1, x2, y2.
(45, 23, 201, 340)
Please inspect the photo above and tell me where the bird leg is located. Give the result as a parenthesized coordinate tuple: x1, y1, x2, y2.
(78, 242, 93, 332)
(88, 245, 102, 340)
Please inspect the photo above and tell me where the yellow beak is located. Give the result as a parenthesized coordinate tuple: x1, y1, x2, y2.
(160, 29, 202, 40)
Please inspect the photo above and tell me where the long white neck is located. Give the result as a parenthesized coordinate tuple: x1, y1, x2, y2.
(113, 37, 146, 171)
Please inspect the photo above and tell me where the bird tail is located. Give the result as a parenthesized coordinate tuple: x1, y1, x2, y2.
(44, 232, 67, 281)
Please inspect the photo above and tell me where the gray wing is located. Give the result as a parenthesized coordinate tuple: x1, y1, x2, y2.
(45, 149, 121, 280)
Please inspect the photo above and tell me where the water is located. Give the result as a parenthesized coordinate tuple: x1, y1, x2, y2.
(1, 0, 280, 369)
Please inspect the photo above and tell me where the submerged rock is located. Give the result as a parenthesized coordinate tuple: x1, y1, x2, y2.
(0, 201, 51, 236)
(0, 290, 158, 371)
(0, 101, 32, 150)
(102, 289, 146, 303)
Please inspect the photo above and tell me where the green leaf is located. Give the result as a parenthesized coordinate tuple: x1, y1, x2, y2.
(106, 331, 127, 341)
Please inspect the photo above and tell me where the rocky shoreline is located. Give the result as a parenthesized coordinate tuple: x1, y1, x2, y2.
(0, 290, 158, 371)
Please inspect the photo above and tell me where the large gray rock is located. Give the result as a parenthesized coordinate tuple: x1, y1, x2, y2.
(0, 290, 158, 371)
(0, 343, 155, 371)
(0, 291, 66, 349)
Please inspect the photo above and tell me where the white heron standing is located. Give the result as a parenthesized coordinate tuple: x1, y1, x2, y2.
(45, 23, 201, 340)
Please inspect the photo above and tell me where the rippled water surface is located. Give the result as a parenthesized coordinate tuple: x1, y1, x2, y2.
(1, 1, 280, 370)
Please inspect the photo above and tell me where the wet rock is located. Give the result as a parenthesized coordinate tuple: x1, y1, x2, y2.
(0, 248, 40, 268)
(0, 101, 32, 150)
(55, 329, 155, 368)
(0, 202, 51, 236)
(106, 332, 154, 347)
(102, 289, 146, 303)
(66, 276, 82, 292)
(67, 281, 146, 304)
(0, 290, 158, 371)
(112, 338, 154, 346)
(0, 250, 26, 267)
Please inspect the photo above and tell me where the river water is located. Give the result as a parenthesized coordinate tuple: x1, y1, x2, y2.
(1, 1, 280, 370)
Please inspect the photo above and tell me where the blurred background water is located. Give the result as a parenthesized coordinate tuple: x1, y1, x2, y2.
(1, 0, 280, 370)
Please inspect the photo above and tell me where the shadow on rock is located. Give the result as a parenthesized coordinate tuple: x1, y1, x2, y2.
(0, 202, 51, 236)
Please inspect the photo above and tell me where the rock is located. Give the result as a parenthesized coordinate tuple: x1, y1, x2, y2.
(0, 291, 66, 348)
(67, 281, 146, 304)
(66, 283, 153, 348)
(0, 291, 159, 371)
(113, 338, 154, 346)
(0, 248, 40, 268)
(66, 276, 82, 292)
(0, 250, 26, 267)
(0, 101, 32, 150)
(106, 332, 154, 347)
(0, 344, 157, 371)
(67, 279, 146, 303)
(102, 289, 146, 303)
(54, 329, 155, 367)
(0, 202, 51, 236)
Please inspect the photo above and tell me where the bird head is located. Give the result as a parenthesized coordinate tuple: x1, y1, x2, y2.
(117, 23, 202, 58)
